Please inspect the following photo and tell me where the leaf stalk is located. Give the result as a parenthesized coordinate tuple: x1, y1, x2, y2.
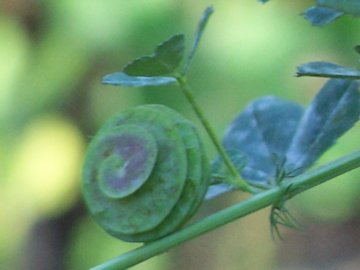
(175, 75, 256, 193)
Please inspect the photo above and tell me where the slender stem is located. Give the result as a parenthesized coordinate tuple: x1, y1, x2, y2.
(176, 75, 255, 193)
(91, 150, 360, 270)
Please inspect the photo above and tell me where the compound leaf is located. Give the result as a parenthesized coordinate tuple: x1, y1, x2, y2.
(219, 79, 359, 187)
(102, 72, 176, 87)
(297, 61, 360, 79)
(124, 34, 185, 76)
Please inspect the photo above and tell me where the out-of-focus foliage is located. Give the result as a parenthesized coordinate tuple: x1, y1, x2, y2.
(1, 0, 359, 269)
(262, 0, 360, 26)
(304, 0, 360, 26)
(297, 61, 360, 79)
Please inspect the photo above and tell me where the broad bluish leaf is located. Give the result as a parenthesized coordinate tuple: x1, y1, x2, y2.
(210, 79, 359, 195)
(297, 61, 360, 79)
(258, 0, 270, 3)
(182, 6, 214, 74)
(102, 72, 176, 87)
(285, 79, 360, 172)
(222, 97, 304, 182)
(303, 6, 343, 26)
(304, 0, 360, 26)
(124, 34, 185, 76)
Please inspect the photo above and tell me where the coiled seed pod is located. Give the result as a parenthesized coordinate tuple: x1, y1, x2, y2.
(82, 104, 210, 242)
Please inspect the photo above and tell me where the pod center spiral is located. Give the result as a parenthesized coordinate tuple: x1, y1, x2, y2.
(98, 125, 158, 199)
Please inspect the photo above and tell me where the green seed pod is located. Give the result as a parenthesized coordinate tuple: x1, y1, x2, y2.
(82, 104, 210, 242)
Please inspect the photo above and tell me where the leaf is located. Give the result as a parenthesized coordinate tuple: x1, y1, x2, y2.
(318, 0, 360, 16)
(297, 61, 360, 79)
(303, 6, 343, 26)
(205, 183, 236, 200)
(102, 72, 177, 87)
(124, 34, 185, 76)
(219, 79, 359, 185)
(182, 6, 214, 74)
(285, 79, 360, 172)
(303, 0, 360, 26)
(222, 97, 304, 182)
(355, 45, 360, 54)
(261, 0, 360, 26)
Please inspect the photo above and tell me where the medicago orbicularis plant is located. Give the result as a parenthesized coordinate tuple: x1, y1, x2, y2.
(82, 5, 360, 270)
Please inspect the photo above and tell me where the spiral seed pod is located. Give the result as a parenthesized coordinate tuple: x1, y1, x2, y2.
(82, 104, 210, 242)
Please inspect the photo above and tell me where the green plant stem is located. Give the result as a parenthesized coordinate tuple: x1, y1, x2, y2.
(91, 150, 360, 270)
(175, 75, 256, 193)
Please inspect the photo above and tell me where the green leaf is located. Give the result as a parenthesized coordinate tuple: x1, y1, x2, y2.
(297, 61, 360, 79)
(182, 6, 214, 75)
(124, 34, 185, 76)
(102, 72, 177, 87)
(286, 79, 360, 173)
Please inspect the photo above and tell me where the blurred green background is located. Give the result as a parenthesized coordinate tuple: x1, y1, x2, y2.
(1, 1, 360, 269)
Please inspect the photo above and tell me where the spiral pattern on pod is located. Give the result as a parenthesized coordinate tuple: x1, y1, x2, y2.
(82, 104, 210, 242)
